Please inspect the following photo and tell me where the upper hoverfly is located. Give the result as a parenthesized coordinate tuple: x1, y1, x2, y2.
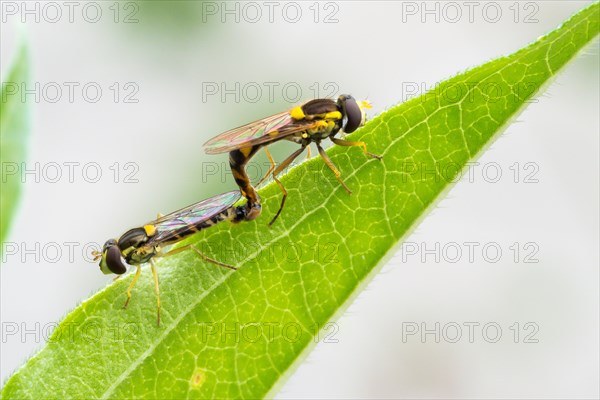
(92, 190, 258, 326)
(203, 94, 381, 226)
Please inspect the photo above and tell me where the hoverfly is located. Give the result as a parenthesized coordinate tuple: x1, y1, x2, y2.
(203, 94, 381, 226)
(92, 191, 259, 326)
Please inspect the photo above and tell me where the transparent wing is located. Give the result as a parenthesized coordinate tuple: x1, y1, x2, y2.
(147, 191, 241, 245)
(203, 111, 320, 154)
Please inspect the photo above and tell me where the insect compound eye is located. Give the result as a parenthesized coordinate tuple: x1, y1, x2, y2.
(103, 245, 127, 275)
(102, 238, 118, 252)
(339, 95, 362, 133)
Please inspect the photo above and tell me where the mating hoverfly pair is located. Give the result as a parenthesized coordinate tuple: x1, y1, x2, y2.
(93, 95, 380, 325)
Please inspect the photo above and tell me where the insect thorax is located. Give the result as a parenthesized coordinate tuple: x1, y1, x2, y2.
(301, 98, 338, 115)
(298, 99, 344, 142)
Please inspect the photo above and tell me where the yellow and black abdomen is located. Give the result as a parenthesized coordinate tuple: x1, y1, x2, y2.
(229, 145, 262, 206)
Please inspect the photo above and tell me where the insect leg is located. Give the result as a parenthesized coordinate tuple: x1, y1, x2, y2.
(256, 147, 276, 187)
(316, 143, 352, 195)
(331, 137, 382, 159)
(306, 144, 312, 160)
(159, 244, 237, 271)
(123, 264, 142, 309)
(268, 145, 307, 226)
(150, 259, 161, 326)
(188, 245, 238, 271)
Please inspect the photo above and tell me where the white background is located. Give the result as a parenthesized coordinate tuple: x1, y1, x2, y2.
(1, 1, 598, 398)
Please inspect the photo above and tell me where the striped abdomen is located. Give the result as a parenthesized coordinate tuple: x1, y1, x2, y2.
(229, 145, 262, 206)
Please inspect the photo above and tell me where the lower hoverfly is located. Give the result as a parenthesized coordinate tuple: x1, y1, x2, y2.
(92, 191, 259, 326)
(203, 94, 381, 226)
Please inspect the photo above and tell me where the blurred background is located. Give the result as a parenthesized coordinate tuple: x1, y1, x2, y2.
(1, 1, 598, 398)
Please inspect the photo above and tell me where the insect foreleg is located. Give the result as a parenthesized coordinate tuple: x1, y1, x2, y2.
(150, 259, 161, 326)
(330, 137, 382, 159)
(123, 265, 142, 309)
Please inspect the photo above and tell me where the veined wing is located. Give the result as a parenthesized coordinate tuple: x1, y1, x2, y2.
(147, 191, 241, 245)
(203, 111, 319, 154)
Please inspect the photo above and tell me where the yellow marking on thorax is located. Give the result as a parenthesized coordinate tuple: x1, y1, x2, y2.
(308, 120, 334, 134)
(324, 111, 342, 120)
(240, 146, 253, 157)
(305, 111, 341, 121)
(290, 106, 305, 120)
(144, 224, 156, 237)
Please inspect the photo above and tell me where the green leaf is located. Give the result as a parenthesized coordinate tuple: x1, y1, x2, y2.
(0, 39, 31, 246)
(2, 3, 598, 398)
